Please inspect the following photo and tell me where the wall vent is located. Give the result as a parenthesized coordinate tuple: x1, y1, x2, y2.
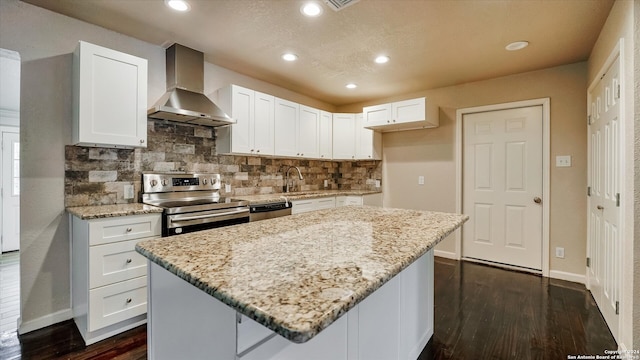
(324, 0, 360, 11)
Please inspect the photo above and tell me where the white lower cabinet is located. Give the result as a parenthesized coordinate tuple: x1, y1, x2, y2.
(292, 194, 379, 214)
(71, 213, 161, 345)
(88, 276, 148, 332)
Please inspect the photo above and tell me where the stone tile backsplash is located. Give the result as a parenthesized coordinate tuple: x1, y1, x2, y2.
(65, 119, 381, 207)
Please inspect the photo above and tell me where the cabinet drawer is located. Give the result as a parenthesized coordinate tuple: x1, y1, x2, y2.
(315, 197, 336, 210)
(89, 214, 161, 245)
(88, 276, 147, 332)
(89, 239, 147, 288)
(291, 200, 316, 214)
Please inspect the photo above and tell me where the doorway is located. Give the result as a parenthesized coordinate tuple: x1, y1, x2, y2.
(455, 98, 550, 276)
(0, 47, 21, 335)
(586, 41, 623, 341)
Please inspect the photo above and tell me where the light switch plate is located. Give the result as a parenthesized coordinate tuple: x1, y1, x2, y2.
(418, 176, 425, 185)
(375, 180, 381, 188)
(324, 179, 328, 188)
(556, 155, 572, 167)
(225, 184, 231, 193)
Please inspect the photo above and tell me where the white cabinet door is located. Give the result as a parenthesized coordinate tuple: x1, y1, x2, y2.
(298, 105, 320, 159)
(274, 98, 299, 157)
(392, 97, 425, 124)
(73, 41, 147, 148)
(363, 103, 391, 127)
(332, 113, 356, 160)
(253, 91, 275, 155)
(229, 85, 254, 154)
(358, 274, 401, 360)
(319, 111, 333, 160)
(399, 252, 433, 360)
(355, 114, 381, 160)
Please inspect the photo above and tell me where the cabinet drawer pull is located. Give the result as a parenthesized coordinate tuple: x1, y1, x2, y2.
(126, 258, 132, 264)
(126, 298, 132, 304)
(126, 228, 132, 233)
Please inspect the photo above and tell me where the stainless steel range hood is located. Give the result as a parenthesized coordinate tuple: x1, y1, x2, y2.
(148, 44, 234, 127)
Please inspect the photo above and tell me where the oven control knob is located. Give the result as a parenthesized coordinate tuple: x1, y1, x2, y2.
(211, 178, 217, 185)
(150, 179, 158, 187)
(203, 178, 208, 185)
(161, 179, 168, 186)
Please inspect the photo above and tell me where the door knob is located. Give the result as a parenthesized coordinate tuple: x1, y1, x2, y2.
(597, 205, 604, 210)
(533, 197, 542, 204)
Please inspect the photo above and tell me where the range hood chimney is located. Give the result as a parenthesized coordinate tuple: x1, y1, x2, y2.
(147, 44, 234, 127)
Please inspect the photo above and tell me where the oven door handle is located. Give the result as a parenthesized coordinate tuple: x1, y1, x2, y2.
(170, 208, 249, 221)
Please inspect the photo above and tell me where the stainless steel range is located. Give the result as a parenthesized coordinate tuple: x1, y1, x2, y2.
(142, 173, 249, 236)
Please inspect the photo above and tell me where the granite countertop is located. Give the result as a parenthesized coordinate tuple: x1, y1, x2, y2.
(66, 203, 163, 220)
(136, 206, 468, 343)
(234, 189, 382, 204)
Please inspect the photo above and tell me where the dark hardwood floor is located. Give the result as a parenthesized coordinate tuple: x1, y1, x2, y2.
(1, 257, 616, 359)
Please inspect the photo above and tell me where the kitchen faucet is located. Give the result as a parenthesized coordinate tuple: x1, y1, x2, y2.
(282, 166, 304, 193)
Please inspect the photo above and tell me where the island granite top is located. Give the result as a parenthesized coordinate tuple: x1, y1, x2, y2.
(66, 203, 163, 220)
(136, 206, 468, 343)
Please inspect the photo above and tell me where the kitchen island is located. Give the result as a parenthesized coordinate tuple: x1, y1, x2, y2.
(136, 206, 467, 360)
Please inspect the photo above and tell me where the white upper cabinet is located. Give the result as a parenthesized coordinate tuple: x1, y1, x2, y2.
(332, 113, 356, 160)
(217, 85, 274, 155)
(73, 41, 148, 148)
(363, 97, 438, 131)
(362, 103, 391, 128)
(319, 111, 333, 160)
(298, 105, 320, 159)
(253, 92, 275, 155)
(274, 98, 299, 157)
(355, 114, 382, 160)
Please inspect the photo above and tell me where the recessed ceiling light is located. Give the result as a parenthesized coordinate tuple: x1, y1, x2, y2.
(505, 41, 529, 51)
(346, 83, 357, 89)
(375, 55, 390, 64)
(165, 0, 190, 12)
(282, 53, 298, 61)
(301, 2, 323, 17)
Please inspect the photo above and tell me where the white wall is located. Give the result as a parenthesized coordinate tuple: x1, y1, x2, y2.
(0, 0, 166, 332)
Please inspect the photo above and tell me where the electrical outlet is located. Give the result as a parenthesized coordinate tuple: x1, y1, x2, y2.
(556, 155, 572, 167)
(555, 247, 565, 259)
(124, 185, 134, 199)
(225, 184, 231, 193)
(324, 179, 328, 188)
(375, 179, 381, 188)
(418, 176, 425, 185)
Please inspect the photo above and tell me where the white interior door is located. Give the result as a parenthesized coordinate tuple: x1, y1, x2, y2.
(462, 106, 543, 270)
(587, 54, 620, 340)
(1, 130, 20, 252)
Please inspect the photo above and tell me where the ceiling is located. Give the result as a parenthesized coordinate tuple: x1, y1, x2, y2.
(23, 0, 614, 106)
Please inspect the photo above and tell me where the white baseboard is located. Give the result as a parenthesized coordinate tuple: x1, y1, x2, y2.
(549, 270, 585, 284)
(434, 250, 457, 260)
(18, 308, 73, 334)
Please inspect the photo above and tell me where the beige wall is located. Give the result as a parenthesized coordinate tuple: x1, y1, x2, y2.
(587, 0, 636, 351)
(339, 62, 589, 277)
